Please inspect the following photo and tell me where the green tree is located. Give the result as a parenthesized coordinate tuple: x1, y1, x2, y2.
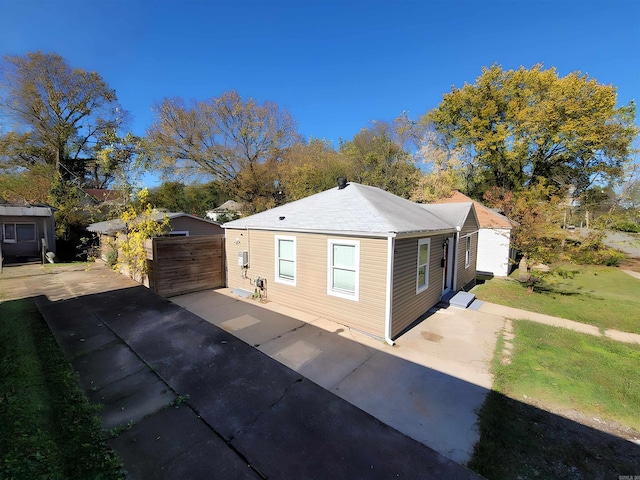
(277, 138, 347, 201)
(147, 90, 300, 211)
(116, 189, 169, 282)
(410, 126, 469, 203)
(0, 52, 132, 187)
(183, 181, 227, 217)
(426, 64, 637, 199)
(147, 180, 228, 217)
(147, 181, 188, 212)
(484, 181, 564, 292)
(0, 163, 53, 203)
(0, 52, 142, 243)
(339, 121, 421, 198)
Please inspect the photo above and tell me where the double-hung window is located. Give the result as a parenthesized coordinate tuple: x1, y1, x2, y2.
(275, 236, 296, 285)
(327, 239, 359, 301)
(465, 236, 471, 268)
(416, 238, 430, 293)
(2, 223, 35, 243)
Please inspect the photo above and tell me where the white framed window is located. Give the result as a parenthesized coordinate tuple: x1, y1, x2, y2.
(465, 236, 471, 268)
(416, 238, 431, 294)
(169, 231, 189, 236)
(2, 223, 35, 243)
(275, 236, 296, 285)
(327, 239, 359, 301)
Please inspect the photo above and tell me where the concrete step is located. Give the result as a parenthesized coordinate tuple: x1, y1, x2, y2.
(449, 291, 476, 309)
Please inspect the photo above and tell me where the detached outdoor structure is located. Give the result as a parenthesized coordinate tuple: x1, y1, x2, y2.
(224, 180, 479, 343)
(88, 212, 225, 297)
(437, 191, 516, 277)
(0, 202, 56, 269)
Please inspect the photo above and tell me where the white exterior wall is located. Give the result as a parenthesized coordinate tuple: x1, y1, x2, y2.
(477, 228, 512, 277)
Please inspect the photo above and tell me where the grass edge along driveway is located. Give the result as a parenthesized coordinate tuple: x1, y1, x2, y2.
(0, 298, 124, 480)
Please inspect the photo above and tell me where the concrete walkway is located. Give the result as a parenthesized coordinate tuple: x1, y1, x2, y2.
(478, 302, 640, 345)
(0, 263, 482, 480)
(623, 269, 640, 280)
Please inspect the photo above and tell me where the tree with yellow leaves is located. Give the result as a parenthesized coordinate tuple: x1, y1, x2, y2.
(115, 189, 169, 282)
(426, 64, 637, 199)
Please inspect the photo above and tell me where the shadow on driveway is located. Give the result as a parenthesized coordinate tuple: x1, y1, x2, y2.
(2, 263, 638, 479)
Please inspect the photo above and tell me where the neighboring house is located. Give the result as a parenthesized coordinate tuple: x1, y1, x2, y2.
(87, 212, 223, 261)
(436, 191, 515, 277)
(223, 181, 479, 343)
(0, 201, 57, 263)
(206, 200, 244, 221)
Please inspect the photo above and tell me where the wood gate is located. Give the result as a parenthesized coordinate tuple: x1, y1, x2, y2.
(147, 235, 225, 297)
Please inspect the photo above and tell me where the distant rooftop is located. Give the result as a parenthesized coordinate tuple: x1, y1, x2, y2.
(436, 191, 512, 229)
(87, 212, 219, 234)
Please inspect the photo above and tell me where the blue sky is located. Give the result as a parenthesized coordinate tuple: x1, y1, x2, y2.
(1, 0, 639, 183)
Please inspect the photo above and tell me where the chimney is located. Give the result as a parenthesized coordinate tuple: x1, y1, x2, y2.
(337, 177, 348, 189)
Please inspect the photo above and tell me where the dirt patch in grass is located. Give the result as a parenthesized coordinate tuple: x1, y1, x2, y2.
(620, 255, 640, 272)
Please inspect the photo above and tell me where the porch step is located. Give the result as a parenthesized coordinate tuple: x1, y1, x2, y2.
(449, 291, 476, 309)
(467, 299, 484, 311)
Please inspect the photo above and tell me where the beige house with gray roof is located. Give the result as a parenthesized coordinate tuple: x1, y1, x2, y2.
(223, 181, 478, 343)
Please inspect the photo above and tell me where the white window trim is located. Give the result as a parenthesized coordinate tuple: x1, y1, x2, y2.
(327, 239, 359, 301)
(416, 238, 431, 294)
(275, 235, 296, 286)
(465, 235, 471, 268)
(2, 222, 36, 243)
(169, 231, 189, 236)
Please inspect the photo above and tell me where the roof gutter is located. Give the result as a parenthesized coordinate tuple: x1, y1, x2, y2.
(223, 225, 458, 239)
(384, 235, 395, 346)
(223, 225, 398, 239)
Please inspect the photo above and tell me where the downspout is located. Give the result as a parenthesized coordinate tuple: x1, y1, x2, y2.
(384, 235, 395, 346)
(453, 226, 461, 291)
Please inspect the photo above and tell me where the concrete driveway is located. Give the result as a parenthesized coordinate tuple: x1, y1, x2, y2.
(172, 288, 505, 464)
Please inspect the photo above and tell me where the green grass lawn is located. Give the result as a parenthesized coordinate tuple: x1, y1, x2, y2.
(472, 264, 640, 334)
(470, 320, 640, 479)
(0, 298, 124, 480)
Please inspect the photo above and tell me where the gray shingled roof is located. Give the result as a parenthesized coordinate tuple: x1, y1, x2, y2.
(223, 183, 456, 237)
(419, 202, 476, 229)
(212, 200, 244, 212)
(87, 212, 219, 234)
(0, 205, 54, 217)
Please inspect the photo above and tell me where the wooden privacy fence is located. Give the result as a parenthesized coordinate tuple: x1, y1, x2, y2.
(145, 235, 225, 297)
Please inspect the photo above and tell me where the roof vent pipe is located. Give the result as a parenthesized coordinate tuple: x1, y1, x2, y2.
(337, 177, 348, 189)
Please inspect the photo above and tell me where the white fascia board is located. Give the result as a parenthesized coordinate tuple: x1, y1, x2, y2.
(221, 225, 397, 238)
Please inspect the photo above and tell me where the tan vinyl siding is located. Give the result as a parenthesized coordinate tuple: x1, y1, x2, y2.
(225, 229, 388, 337)
(456, 213, 479, 290)
(168, 217, 223, 236)
(390, 234, 447, 338)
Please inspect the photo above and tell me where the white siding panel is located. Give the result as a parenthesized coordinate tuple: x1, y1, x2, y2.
(477, 228, 511, 276)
